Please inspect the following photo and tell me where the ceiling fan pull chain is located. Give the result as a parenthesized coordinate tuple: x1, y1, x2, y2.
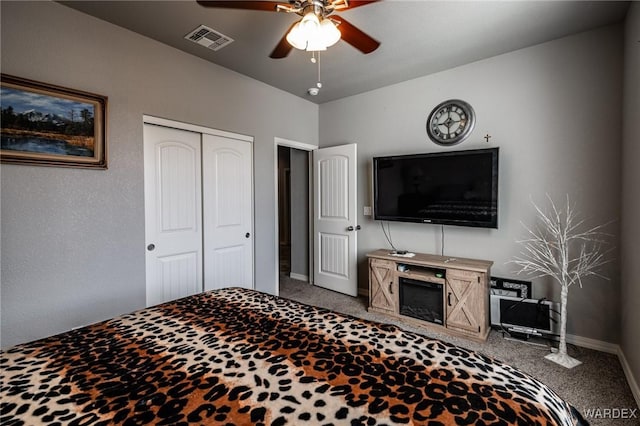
(317, 51, 322, 88)
(307, 51, 322, 96)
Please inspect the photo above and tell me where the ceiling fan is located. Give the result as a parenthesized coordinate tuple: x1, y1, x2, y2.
(196, 0, 380, 59)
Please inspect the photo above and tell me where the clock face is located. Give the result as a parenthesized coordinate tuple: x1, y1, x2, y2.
(426, 99, 475, 145)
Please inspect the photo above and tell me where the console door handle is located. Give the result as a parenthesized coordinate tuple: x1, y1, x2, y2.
(448, 292, 452, 306)
(389, 282, 393, 294)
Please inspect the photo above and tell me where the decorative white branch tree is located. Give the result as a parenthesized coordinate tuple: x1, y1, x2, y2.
(511, 195, 612, 368)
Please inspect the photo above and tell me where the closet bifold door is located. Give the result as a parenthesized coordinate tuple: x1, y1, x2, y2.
(145, 122, 255, 306)
(144, 124, 203, 306)
(202, 134, 254, 292)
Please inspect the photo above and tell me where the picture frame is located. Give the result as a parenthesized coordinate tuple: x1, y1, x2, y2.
(490, 276, 532, 299)
(1, 74, 107, 169)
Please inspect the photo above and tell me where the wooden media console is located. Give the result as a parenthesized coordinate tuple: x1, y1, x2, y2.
(367, 249, 493, 341)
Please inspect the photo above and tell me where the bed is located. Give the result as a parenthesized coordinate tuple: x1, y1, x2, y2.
(1, 287, 587, 425)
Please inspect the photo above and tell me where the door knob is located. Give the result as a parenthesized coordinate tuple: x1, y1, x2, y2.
(347, 226, 354, 231)
(245, 232, 251, 238)
(355, 225, 361, 231)
(147, 244, 155, 251)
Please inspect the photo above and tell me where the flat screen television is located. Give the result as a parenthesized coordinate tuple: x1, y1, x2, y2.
(373, 147, 498, 228)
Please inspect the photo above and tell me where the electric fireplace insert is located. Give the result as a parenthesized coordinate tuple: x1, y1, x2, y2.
(399, 277, 444, 325)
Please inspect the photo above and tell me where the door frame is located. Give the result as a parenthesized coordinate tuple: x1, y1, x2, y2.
(144, 115, 253, 144)
(274, 137, 317, 296)
(143, 115, 255, 299)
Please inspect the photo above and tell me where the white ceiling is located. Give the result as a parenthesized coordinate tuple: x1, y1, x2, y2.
(60, 1, 630, 104)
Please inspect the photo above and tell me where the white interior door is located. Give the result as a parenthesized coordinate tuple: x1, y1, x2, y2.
(203, 134, 254, 291)
(144, 124, 203, 306)
(313, 143, 358, 296)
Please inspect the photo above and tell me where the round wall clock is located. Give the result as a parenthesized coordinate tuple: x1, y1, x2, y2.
(426, 99, 476, 146)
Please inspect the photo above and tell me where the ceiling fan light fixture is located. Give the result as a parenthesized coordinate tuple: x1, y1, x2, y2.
(299, 11, 321, 45)
(320, 19, 341, 47)
(285, 22, 307, 50)
(286, 11, 341, 52)
(300, 10, 321, 29)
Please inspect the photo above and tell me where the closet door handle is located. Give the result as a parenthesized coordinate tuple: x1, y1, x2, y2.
(147, 244, 155, 251)
(245, 233, 251, 238)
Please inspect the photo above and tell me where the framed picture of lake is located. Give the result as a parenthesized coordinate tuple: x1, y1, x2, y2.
(1, 74, 107, 169)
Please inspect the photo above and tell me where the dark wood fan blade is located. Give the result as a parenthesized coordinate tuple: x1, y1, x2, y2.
(333, 16, 380, 54)
(269, 22, 297, 58)
(344, 1, 380, 9)
(196, 1, 282, 12)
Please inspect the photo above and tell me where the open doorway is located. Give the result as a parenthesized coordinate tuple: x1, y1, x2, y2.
(277, 145, 310, 285)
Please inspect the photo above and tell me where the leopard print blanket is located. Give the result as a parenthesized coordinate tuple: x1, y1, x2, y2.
(1, 287, 585, 425)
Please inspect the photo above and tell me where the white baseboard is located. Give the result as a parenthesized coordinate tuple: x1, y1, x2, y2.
(558, 334, 639, 407)
(565, 333, 619, 354)
(289, 273, 309, 282)
(617, 347, 640, 408)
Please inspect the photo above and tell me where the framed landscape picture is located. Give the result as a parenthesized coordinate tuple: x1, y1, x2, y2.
(1, 74, 107, 169)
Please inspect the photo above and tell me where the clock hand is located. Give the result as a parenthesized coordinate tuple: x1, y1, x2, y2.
(440, 117, 461, 129)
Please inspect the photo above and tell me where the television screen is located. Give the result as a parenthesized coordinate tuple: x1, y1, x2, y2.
(500, 299, 551, 332)
(491, 296, 560, 336)
(373, 148, 498, 228)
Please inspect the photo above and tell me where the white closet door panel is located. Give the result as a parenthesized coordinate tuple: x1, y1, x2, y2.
(212, 150, 243, 226)
(203, 134, 254, 291)
(144, 124, 203, 306)
(157, 252, 200, 301)
(210, 245, 248, 287)
(158, 144, 199, 232)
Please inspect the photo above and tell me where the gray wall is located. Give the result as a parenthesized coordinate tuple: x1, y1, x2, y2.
(0, 1, 318, 348)
(621, 2, 640, 398)
(319, 24, 623, 344)
(290, 148, 309, 278)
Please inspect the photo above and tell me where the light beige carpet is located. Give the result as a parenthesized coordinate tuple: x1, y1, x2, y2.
(279, 276, 639, 426)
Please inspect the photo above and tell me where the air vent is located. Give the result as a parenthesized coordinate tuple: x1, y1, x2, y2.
(185, 25, 234, 51)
